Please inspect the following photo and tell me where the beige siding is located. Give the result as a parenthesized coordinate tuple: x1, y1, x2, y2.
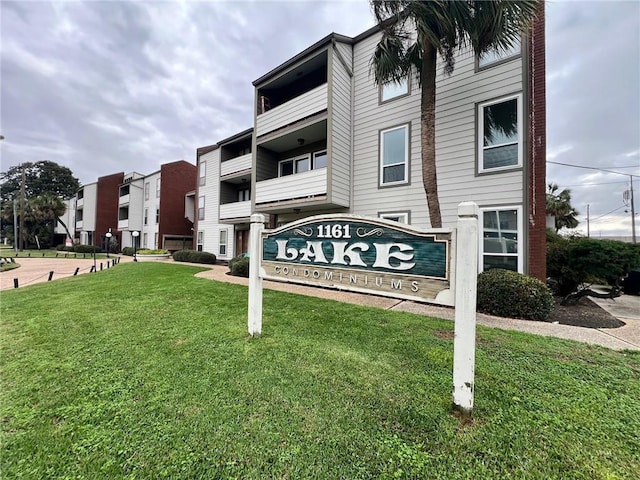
(329, 46, 352, 208)
(255, 168, 327, 205)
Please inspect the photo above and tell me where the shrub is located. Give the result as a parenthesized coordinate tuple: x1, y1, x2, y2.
(121, 247, 135, 256)
(136, 249, 169, 255)
(229, 254, 249, 277)
(547, 237, 640, 295)
(477, 269, 554, 321)
(173, 250, 217, 264)
(74, 244, 103, 254)
(56, 244, 74, 252)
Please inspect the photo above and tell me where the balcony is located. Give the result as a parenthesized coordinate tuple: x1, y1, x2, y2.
(256, 84, 328, 137)
(220, 153, 252, 179)
(255, 169, 327, 205)
(119, 193, 130, 205)
(118, 219, 129, 230)
(76, 220, 83, 230)
(220, 201, 252, 221)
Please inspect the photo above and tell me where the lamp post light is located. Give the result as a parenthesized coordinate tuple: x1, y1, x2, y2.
(105, 231, 112, 258)
(132, 230, 139, 262)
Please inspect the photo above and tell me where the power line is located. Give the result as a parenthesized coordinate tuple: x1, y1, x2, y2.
(590, 205, 626, 221)
(558, 180, 632, 188)
(547, 160, 639, 178)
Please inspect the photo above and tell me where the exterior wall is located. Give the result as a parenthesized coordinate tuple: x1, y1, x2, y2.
(329, 42, 352, 208)
(119, 176, 144, 249)
(95, 172, 124, 246)
(76, 182, 97, 236)
(142, 171, 160, 248)
(56, 198, 76, 239)
(157, 160, 196, 249)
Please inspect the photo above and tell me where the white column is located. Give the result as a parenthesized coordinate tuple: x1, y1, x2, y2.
(248, 213, 265, 336)
(452, 202, 479, 415)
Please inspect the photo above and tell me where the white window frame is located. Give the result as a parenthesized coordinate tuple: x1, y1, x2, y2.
(219, 229, 228, 256)
(479, 39, 521, 69)
(199, 161, 206, 186)
(479, 206, 523, 273)
(238, 189, 250, 202)
(379, 124, 409, 186)
(144, 208, 148, 226)
(198, 196, 205, 220)
(379, 212, 409, 224)
(312, 150, 328, 169)
(154, 233, 159, 249)
(144, 182, 150, 201)
(156, 178, 161, 198)
(155, 208, 160, 224)
(278, 154, 310, 177)
(197, 231, 204, 252)
(143, 232, 148, 248)
(478, 93, 523, 173)
(380, 77, 409, 103)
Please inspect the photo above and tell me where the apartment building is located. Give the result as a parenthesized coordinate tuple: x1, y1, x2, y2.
(196, 11, 546, 279)
(71, 161, 196, 251)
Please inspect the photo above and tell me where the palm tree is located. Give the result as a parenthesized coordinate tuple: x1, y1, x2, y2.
(546, 183, 579, 233)
(370, 0, 540, 227)
(28, 193, 72, 246)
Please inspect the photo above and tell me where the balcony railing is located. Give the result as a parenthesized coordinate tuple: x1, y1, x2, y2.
(220, 153, 252, 177)
(118, 219, 129, 230)
(118, 194, 130, 205)
(220, 201, 252, 220)
(76, 220, 83, 230)
(255, 169, 327, 204)
(256, 84, 328, 137)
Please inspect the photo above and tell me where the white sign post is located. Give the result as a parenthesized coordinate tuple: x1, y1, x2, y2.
(452, 202, 479, 415)
(248, 213, 265, 336)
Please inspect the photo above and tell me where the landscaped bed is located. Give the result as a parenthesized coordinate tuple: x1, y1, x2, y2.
(1, 263, 638, 479)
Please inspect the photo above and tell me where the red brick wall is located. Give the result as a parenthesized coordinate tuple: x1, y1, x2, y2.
(96, 172, 124, 247)
(158, 160, 197, 248)
(527, 3, 547, 281)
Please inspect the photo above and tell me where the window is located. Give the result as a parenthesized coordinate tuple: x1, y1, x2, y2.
(480, 207, 522, 273)
(119, 185, 130, 197)
(478, 94, 522, 172)
(77, 189, 84, 200)
(155, 208, 160, 224)
(380, 77, 409, 103)
(313, 150, 327, 169)
(379, 212, 409, 224)
(118, 206, 129, 221)
(156, 178, 161, 198)
(76, 208, 83, 221)
(154, 233, 159, 249)
(197, 231, 204, 252)
(479, 39, 521, 68)
(144, 182, 150, 200)
(238, 189, 250, 202)
(199, 161, 206, 186)
(380, 124, 409, 186)
(198, 196, 205, 220)
(279, 155, 309, 177)
(143, 232, 148, 248)
(219, 230, 227, 256)
(144, 208, 148, 226)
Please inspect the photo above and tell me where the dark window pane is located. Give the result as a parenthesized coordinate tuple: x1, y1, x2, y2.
(383, 164, 405, 184)
(483, 255, 518, 272)
(280, 161, 293, 176)
(483, 144, 518, 169)
(484, 98, 518, 147)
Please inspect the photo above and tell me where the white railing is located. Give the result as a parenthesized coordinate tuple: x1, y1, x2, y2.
(76, 220, 83, 230)
(256, 84, 328, 137)
(220, 153, 252, 177)
(119, 194, 130, 205)
(255, 169, 327, 204)
(220, 201, 252, 220)
(118, 220, 128, 230)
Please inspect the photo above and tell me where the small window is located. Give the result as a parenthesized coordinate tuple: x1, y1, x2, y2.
(144, 208, 148, 226)
(478, 94, 522, 173)
(278, 154, 310, 177)
(156, 178, 161, 198)
(379, 212, 409, 224)
(380, 124, 409, 186)
(77, 189, 84, 200)
(380, 77, 409, 103)
(198, 196, 205, 220)
(143, 232, 148, 248)
(155, 208, 160, 224)
(479, 39, 521, 68)
(199, 161, 206, 186)
(219, 230, 227, 256)
(313, 150, 327, 169)
(154, 233, 159, 249)
(144, 182, 150, 200)
(480, 207, 522, 273)
(238, 189, 250, 202)
(118, 206, 129, 221)
(76, 208, 83, 221)
(119, 185, 130, 197)
(197, 231, 204, 252)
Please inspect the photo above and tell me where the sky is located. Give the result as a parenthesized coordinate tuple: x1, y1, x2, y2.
(1, 0, 639, 238)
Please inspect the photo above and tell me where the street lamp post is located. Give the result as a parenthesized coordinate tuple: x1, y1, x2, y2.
(132, 231, 139, 262)
(105, 231, 112, 258)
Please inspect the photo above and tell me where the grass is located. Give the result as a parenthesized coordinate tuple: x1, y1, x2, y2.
(1, 263, 639, 479)
(1, 248, 111, 260)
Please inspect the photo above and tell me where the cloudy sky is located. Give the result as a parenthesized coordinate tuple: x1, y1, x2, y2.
(1, 0, 639, 238)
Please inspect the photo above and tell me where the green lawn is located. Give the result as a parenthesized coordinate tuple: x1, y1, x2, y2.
(1, 263, 639, 479)
(1, 248, 110, 260)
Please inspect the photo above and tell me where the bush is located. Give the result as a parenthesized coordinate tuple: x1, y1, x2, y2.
(477, 269, 554, 321)
(121, 247, 135, 256)
(547, 236, 640, 295)
(229, 254, 249, 277)
(56, 244, 74, 252)
(74, 244, 103, 254)
(173, 250, 217, 264)
(136, 249, 169, 255)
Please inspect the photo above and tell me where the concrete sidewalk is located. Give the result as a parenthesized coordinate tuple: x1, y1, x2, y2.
(195, 265, 640, 352)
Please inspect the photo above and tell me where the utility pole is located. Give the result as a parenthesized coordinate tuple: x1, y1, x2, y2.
(586, 204, 590, 237)
(631, 175, 637, 244)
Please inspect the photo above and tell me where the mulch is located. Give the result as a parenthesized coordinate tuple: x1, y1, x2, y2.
(548, 296, 625, 329)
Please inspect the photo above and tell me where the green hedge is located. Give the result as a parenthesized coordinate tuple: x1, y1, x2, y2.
(56, 244, 74, 252)
(477, 269, 554, 321)
(121, 247, 135, 256)
(74, 245, 103, 254)
(172, 250, 217, 264)
(228, 255, 249, 277)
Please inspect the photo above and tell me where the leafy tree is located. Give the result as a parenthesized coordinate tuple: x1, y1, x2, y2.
(370, 0, 540, 227)
(0, 161, 79, 247)
(546, 182, 579, 233)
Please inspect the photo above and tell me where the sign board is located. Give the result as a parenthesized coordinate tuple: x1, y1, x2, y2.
(260, 216, 454, 305)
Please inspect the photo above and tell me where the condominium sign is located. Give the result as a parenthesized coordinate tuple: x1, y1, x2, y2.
(260, 216, 452, 304)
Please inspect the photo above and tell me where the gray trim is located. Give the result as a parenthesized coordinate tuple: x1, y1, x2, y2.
(218, 128, 254, 147)
(326, 50, 334, 204)
(378, 122, 411, 189)
(331, 40, 353, 77)
(521, 33, 532, 275)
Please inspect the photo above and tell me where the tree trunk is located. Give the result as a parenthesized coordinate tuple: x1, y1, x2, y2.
(420, 41, 442, 228)
(57, 218, 73, 240)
